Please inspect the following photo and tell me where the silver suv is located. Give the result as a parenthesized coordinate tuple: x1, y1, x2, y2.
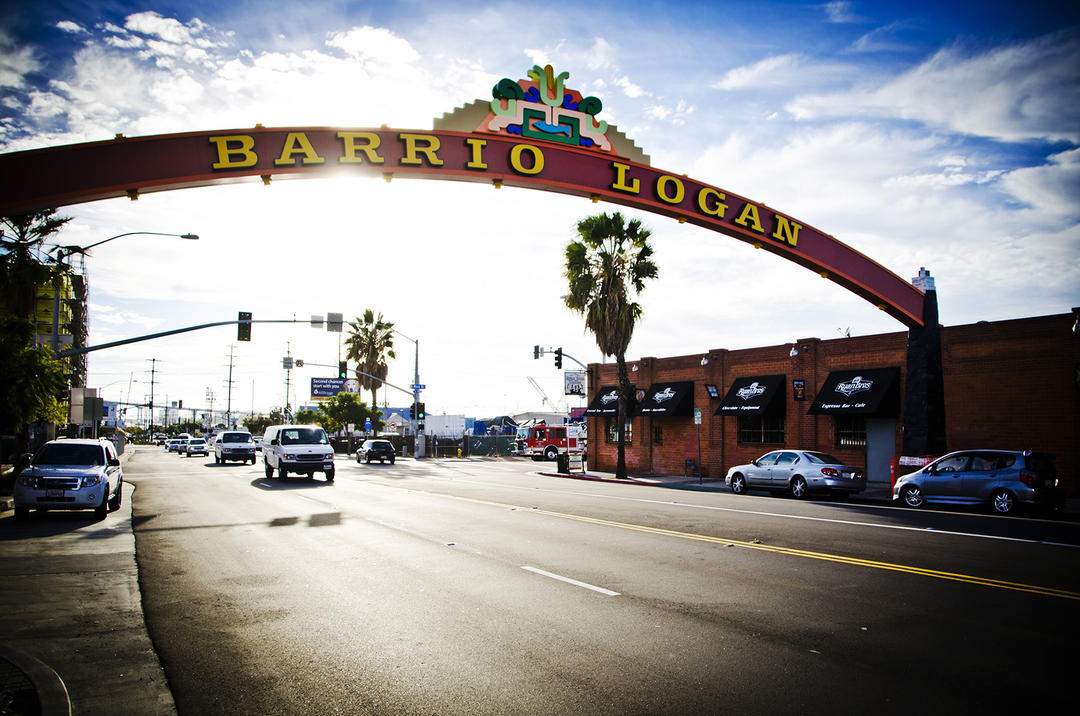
(893, 449, 1062, 515)
(13, 439, 124, 520)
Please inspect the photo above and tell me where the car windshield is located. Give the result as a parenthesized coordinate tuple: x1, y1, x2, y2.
(190, 439, 206, 445)
(804, 452, 842, 465)
(34, 443, 104, 466)
(223, 433, 251, 443)
(281, 428, 329, 445)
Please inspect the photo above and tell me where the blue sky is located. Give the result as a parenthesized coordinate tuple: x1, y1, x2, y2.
(1, 1, 1077, 421)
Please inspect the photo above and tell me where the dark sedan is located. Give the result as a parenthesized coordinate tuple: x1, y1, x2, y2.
(356, 439, 396, 464)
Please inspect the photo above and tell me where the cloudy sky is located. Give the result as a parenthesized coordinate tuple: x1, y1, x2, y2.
(1, 0, 1077, 424)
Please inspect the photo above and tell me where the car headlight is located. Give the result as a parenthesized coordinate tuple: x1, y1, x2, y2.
(83, 475, 103, 487)
(284, 453, 295, 460)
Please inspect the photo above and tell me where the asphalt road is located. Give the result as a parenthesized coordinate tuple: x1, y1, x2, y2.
(128, 447, 1080, 714)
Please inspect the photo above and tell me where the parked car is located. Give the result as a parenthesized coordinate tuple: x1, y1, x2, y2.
(185, 438, 209, 457)
(725, 450, 865, 499)
(215, 431, 256, 464)
(262, 425, 335, 481)
(165, 439, 182, 452)
(13, 439, 124, 520)
(893, 449, 1062, 515)
(356, 439, 396, 464)
(175, 437, 191, 454)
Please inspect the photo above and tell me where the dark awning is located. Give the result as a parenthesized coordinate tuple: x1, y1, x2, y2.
(584, 385, 622, 415)
(808, 367, 901, 415)
(716, 375, 785, 415)
(635, 381, 694, 417)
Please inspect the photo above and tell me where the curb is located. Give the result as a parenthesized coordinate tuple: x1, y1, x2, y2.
(0, 643, 71, 716)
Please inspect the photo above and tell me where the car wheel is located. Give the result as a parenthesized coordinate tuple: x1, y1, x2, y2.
(108, 483, 123, 511)
(264, 461, 273, 479)
(95, 490, 108, 520)
(790, 476, 808, 499)
(991, 489, 1016, 515)
(278, 465, 288, 481)
(730, 473, 747, 495)
(356, 453, 361, 464)
(545, 447, 558, 461)
(901, 484, 924, 508)
(14, 507, 29, 520)
(389, 458, 395, 464)
(325, 469, 335, 482)
(366, 455, 372, 464)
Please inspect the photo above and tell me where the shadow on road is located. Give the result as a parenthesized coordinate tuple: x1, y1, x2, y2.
(249, 476, 334, 491)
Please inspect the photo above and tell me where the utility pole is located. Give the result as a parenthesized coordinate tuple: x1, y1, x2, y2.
(224, 344, 236, 427)
(146, 358, 158, 439)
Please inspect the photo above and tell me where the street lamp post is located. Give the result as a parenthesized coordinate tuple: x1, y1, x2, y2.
(47, 232, 199, 353)
(392, 328, 422, 458)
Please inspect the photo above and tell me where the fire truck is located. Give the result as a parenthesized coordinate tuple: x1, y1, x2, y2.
(515, 423, 586, 461)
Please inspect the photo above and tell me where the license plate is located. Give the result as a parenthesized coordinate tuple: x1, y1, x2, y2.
(324, 462, 333, 469)
(842, 472, 854, 479)
(45, 489, 65, 497)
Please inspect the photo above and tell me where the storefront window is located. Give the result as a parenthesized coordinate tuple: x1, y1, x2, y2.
(835, 415, 867, 447)
(606, 418, 633, 444)
(738, 414, 785, 444)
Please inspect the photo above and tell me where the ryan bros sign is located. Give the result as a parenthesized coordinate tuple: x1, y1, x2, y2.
(0, 65, 925, 327)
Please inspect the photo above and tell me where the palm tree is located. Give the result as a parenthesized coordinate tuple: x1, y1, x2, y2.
(344, 309, 396, 428)
(564, 211, 658, 480)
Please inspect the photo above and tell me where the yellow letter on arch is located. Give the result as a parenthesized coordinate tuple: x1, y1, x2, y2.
(510, 144, 545, 175)
(209, 135, 258, 169)
(274, 132, 326, 166)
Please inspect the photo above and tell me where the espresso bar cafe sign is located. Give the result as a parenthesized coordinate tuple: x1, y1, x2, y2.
(0, 65, 925, 327)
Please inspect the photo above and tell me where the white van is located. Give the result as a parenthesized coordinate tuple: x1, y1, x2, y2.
(262, 424, 335, 482)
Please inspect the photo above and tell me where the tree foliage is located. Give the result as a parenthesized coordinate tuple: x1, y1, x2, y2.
(244, 414, 273, 436)
(564, 211, 658, 479)
(316, 392, 373, 434)
(294, 409, 319, 425)
(0, 316, 68, 433)
(1, 210, 73, 320)
(344, 309, 395, 419)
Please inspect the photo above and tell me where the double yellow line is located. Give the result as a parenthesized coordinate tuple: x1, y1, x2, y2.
(434, 491, 1080, 601)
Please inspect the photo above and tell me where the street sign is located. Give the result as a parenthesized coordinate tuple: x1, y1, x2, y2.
(410, 384, 426, 390)
(364, 418, 372, 432)
(694, 408, 702, 425)
(294, 359, 304, 367)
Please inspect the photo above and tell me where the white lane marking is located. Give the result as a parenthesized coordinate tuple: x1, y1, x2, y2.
(402, 475, 1080, 549)
(521, 566, 620, 596)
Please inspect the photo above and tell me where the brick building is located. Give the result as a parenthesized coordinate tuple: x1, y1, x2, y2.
(585, 310, 1080, 496)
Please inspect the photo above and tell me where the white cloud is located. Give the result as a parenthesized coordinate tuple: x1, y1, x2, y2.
(789, 32, 1080, 143)
(712, 54, 804, 90)
(823, 1, 859, 23)
(124, 11, 202, 45)
(56, 21, 86, 35)
(615, 75, 646, 98)
(0, 30, 40, 89)
(326, 26, 420, 64)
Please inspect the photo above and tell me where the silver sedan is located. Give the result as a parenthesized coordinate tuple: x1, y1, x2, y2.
(725, 450, 865, 499)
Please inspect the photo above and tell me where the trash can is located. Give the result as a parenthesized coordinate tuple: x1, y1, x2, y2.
(557, 452, 570, 474)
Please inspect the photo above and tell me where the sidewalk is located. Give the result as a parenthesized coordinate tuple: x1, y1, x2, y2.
(0, 448, 175, 716)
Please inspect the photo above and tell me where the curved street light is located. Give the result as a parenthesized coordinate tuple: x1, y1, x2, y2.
(46, 231, 199, 352)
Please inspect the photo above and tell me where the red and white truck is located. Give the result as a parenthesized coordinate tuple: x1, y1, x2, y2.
(515, 423, 586, 461)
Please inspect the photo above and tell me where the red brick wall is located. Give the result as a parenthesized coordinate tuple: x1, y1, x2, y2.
(587, 312, 1080, 495)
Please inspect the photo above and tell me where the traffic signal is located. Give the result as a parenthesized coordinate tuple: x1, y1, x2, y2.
(338, 361, 348, 379)
(534, 344, 540, 359)
(409, 404, 416, 419)
(238, 311, 252, 341)
(554, 347, 563, 369)
(417, 403, 426, 420)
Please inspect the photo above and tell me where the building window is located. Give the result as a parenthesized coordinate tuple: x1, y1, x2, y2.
(835, 415, 867, 448)
(653, 426, 663, 445)
(738, 414, 785, 445)
(606, 418, 633, 444)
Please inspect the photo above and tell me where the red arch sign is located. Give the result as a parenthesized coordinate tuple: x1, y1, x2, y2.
(0, 67, 925, 327)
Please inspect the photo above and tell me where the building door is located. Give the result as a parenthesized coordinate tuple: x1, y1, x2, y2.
(865, 418, 896, 486)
